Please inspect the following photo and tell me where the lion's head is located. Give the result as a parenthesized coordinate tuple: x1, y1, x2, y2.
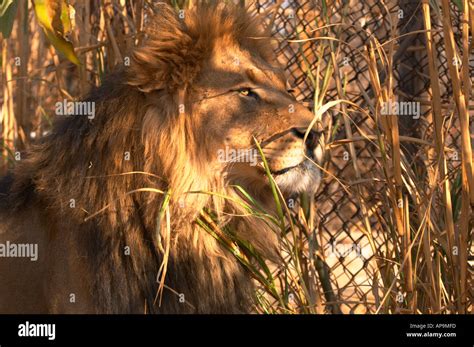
(2, 3, 327, 314)
(128, 4, 325, 201)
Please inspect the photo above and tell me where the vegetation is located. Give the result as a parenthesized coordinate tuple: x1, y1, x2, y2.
(0, 0, 472, 313)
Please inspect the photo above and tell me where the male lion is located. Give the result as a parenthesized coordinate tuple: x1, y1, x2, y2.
(0, 3, 325, 313)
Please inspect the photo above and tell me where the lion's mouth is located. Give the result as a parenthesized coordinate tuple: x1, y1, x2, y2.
(268, 159, 321, 194)
(269, 159, 312, 176)
(270, 163, 301, 176)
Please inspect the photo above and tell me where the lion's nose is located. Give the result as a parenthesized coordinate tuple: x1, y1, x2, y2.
(291, 128, 321, 157)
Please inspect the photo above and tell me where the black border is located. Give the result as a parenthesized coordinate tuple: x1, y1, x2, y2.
(0, 314, 471, 346)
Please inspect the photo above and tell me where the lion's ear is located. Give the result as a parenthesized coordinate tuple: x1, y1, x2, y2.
(126, 5, 204, 93)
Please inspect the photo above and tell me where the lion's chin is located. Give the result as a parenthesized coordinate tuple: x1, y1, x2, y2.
(273, 160, 322, 194)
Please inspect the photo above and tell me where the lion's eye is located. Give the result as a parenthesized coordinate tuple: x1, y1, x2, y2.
(237, 88, 259, 100)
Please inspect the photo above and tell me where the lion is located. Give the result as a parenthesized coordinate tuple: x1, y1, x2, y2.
(0, 3, 325, 313)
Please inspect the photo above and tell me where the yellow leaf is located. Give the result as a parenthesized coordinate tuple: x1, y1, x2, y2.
(33, 0, 80, 65)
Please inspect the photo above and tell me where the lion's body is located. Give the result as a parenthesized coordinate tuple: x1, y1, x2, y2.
(0, 77, 253, 313)
(0, 188, 252, 314)
(0, 4, 325, 313)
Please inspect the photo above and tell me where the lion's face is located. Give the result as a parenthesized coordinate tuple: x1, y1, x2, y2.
(129, 5, 326, 198)
(191, 43, 325, 195)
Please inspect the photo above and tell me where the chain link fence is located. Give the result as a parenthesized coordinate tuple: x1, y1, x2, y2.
(251, 0, 473, 313)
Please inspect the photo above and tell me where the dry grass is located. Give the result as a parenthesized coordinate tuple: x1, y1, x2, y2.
(0, 0, 472, 314)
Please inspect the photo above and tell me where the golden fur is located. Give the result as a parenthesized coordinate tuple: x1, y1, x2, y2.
(0, 3, 324, 313)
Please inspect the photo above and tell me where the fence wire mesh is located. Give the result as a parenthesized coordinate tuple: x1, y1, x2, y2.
(250, 0, 473, 313)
